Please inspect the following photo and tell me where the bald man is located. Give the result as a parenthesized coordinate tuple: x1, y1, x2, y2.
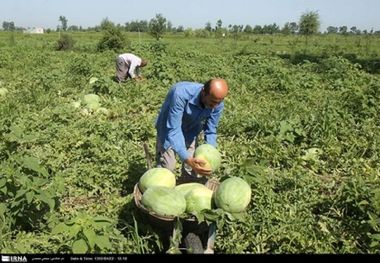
(155, 79, 229, 184)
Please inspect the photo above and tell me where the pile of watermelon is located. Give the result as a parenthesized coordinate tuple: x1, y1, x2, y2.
(138, 144, 252, 218)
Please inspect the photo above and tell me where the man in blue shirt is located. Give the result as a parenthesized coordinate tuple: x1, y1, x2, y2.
(155, 79, 229, 183)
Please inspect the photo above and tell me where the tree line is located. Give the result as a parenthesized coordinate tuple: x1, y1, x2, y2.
(2, 11, 380, 36)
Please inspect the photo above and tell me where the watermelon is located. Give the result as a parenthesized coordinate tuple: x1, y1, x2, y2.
(194, 144, 221, 172)
(141, 186, 186, 217)
(0, 88, 9, 97)
(175, 183, 209, 197)
(139, 167, 176, 193)
(214, 177, 251, 213)
(83, 94, 100, 111)
(89, 77, 99, 84)
(71, 101, 81, 109)
(185, 187, 213, 214)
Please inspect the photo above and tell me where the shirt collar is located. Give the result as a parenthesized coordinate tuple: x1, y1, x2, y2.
(189, 87, 204, 108)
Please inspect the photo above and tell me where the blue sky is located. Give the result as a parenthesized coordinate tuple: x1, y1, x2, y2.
(1, 0, 379, 31)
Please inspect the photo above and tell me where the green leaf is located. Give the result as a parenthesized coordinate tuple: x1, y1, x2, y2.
(371, 234, 380, 241)
(6, 125, 24, 142)
(21, 156, 48, 177)
(25, 191, 34, 204)
(52, 222, 69, 234)
(83, 228, 96, 249)
(14, 189, 27, 200)
(68, 224, 81, 237)
(37, 191, 55, 211)
(0, 203, 7, 217)
(93, 216, 112, 229)
(370, 241, 379, 248)
(0, 178, 6, 188)
(193, 211, 205, 223)
(95, 235, 112, 250)
(14, 243, 28, 253)
(72, 239, 88, 253)
(230, 212, 246, 221)
(0, 187, 7, 195)
(93, 216, 113, 223)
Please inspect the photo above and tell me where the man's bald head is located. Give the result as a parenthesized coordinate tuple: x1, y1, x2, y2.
(202, 78, 229, 109)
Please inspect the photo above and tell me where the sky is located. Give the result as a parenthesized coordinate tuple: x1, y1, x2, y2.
(1, 0, 379, 32)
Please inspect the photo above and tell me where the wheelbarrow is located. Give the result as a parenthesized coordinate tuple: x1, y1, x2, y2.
(133, 178, 219, 254)
(133, 143, 219, 254)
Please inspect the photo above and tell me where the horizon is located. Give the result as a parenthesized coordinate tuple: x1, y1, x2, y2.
(1, 0, 380, 32)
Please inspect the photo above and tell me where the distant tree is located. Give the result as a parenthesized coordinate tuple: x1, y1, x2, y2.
(350, 26, 360, 35)
(282, 22, 298, 35)
(125, 20, 148, 32)
(216, 19, 223, 31)
(100, 17, 114, 31)
(339, 26, 348, 35)
(97, 19, 127, 52)
(176, 25, 184, 33)
(299, 11, 320, 48)
(149, 14, 167, 40)
(214, 19, 225, 37)
(326, 26, 338, 34)
(2, 21, 15, 31)
(253, 25, 263, 34)
(282, 22, 291, 35)
(59, 15, 68, 31)
(229, 24, 239, 39)
(167, 21, 173, 32)
(262, 23, 280, 34)
(243, 25, 252, 33)
(289, 22, 298, 34)
(299, 11, 320, 35)
(68, 25, 79, 31)
(205, 22, 212, 32)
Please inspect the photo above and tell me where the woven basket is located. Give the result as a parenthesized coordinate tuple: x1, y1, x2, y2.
(133, 178, 220, 222)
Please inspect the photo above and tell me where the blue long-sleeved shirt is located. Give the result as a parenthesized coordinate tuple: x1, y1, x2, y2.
(156, 81, 224, 161)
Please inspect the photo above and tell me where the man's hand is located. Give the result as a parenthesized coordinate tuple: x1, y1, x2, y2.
(185, 157, 212, 176)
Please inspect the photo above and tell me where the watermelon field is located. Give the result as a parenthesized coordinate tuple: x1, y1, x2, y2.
(1, 31, 380, 254)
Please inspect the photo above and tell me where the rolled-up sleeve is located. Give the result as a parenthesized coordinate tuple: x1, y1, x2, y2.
(167, 92, 189, 161)
(203, 103, 224, 147)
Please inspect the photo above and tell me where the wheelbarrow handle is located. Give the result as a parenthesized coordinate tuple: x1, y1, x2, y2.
(143, 142, 153, 169)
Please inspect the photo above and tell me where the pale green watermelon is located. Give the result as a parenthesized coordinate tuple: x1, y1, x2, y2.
(175, 183, 209, 197)
(185, 187, 213, 214)
(89, 77, 99, 84)
(141, 186, 186, 217)
(83, 94, 100, 111)
(139, 167, 176, 193)
(214, 177, 251, 213)
(194, 144, 221, 172)
(0, 88, 9, 97)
